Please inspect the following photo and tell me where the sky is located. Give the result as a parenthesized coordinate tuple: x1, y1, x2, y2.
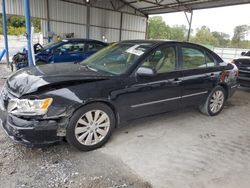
(150, 4, 250, 40)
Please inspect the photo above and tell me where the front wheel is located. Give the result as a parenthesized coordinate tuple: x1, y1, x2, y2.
(199, 86, 226, 116)
(66, 103, 115, 151)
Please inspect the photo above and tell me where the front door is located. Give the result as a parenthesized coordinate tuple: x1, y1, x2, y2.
(117, 45, 183, 120)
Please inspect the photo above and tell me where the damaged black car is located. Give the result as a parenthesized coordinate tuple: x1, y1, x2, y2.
(0, 40, 238, 151)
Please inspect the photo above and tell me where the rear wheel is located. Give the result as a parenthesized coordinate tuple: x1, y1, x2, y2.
(66, 103, 115, 151)
(199, 86, 226, 116)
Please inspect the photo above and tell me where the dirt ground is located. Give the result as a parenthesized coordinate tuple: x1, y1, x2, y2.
(1, 64, 250, 188)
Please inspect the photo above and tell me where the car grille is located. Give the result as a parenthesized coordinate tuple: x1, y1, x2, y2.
(239, 68, 250, 78)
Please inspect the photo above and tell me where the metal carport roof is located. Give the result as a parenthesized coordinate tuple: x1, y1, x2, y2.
(123, 0, 250, 14)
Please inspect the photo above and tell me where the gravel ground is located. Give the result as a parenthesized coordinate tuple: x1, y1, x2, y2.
(1, 64, 250, 188)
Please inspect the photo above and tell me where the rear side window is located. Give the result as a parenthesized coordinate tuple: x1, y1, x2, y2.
(182, 47, 216, 69)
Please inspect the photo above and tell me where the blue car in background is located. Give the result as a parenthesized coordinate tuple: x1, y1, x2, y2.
(35, 39, 108, 65)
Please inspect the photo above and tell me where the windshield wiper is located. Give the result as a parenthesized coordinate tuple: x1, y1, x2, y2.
(83, 64, 98, 72)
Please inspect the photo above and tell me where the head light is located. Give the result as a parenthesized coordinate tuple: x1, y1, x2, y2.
(8, 98, 53, 116)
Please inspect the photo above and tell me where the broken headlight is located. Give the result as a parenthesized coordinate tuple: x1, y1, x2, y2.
(8, 98, 53, 116)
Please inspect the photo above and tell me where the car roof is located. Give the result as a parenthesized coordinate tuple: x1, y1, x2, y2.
(61, 38, 107, 44)
(119, 40, 223, 63)
(120, 39, 206, 47)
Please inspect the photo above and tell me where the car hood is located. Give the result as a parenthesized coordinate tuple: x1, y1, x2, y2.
(7, 63, 112, 97)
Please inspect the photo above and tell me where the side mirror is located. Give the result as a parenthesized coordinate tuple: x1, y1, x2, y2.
(241, 52, 246, 56)
(136, 67, 156, 77)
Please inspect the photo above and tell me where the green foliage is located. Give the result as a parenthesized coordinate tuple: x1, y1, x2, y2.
(148, 16, 250, 48)
(8, 15, 26, 27)
(169, 25, 187, 41)
(148, 16, 171, 39)
(212, 31, 230, 47)
(0, 14, 41, 35)
(191, 26, 219, 46)
(31, 18, 41, 33)
(232, 25, 250, 48)
(7, 26, 26, 36)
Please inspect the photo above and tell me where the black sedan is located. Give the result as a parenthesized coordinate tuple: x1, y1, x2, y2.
(0, 40, 238, 151)
(233, 51, 250, 87)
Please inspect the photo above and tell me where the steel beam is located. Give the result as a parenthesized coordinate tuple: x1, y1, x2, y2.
(24, 0, 34, 66)
(119, 13, 123, 41)
(46, 0, 51, 42)
(2, 0, 10, 66)
(86, 3, 90, 39)
(184, 11, 193, 41)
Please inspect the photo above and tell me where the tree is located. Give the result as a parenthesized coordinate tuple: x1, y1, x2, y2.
(31, 18, 41, 33)
(232, 25, 250, 47)
(169, 25, 187, 41)
(212, 31, 230, 47)
(0, 14, 41, 35)
(7, 15, 26, 28)
(192, 26, 219, 46)
(148, 16, 170, 39)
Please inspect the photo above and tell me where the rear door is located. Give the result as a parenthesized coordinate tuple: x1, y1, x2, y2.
(179, 44, 220, 106)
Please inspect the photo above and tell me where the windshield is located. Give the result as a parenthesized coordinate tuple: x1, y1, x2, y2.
(81, 43, 152, 75)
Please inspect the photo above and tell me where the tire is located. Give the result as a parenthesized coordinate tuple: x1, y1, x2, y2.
(199, 86, 226, 116)
(36, 61, 47, 65)
(66, 103, 115, 151)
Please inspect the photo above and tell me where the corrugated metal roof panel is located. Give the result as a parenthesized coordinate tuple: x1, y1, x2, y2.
(121, 30, 146, 40)
(49, 0, 87, 24)
(123, 0, 250, 14)
(92, 0, 144, 16)
(90, 7, 121, 29)
(122, 14, 147, 32)
(3, 0, 46, 18)
(90, 26, 120, 42)
(50, 21, 86, 38)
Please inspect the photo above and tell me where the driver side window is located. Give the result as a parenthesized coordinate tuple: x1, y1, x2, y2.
(141, 46, 176, 74)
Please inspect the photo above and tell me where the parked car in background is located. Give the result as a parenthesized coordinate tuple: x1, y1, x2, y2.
(35, 38, 108, 65)
(0, 40, 238, 151)
(241, 51, 250, 57)
(233, 50, 250, 87)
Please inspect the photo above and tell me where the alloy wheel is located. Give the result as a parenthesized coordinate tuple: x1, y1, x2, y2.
(209, 90, 225, 113)
(75, 110, 110, 146)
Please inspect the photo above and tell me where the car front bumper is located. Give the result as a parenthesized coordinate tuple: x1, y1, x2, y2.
(0, 109, 61, 147)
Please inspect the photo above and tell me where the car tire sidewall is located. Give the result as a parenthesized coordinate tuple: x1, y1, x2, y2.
(66, 103, 115, 151)
(206, 86, 226, 116)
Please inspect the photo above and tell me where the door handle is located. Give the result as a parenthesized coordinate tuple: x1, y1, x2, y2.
(210, 73, 216, 78)
(171, 78, 182, 85)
